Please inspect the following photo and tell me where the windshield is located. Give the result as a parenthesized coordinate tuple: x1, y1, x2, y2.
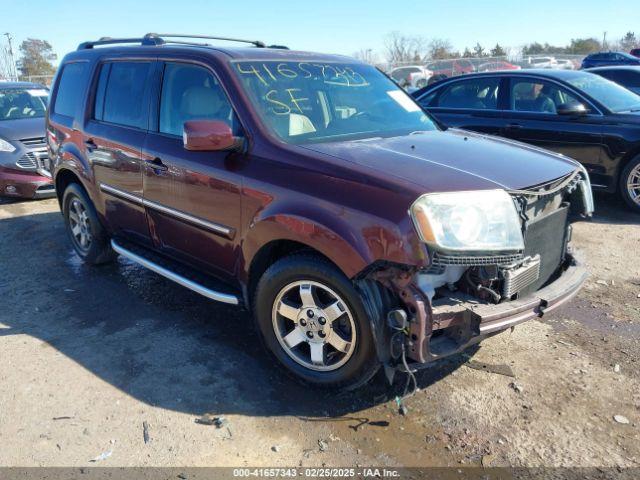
(0, 88, 49, 121)
(566, 73, 640, 112)
(232, 61, 436, 144)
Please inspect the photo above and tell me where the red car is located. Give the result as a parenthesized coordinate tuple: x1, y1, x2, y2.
(476, 60, 521, 72)
(0, 82, 55, 199)
(426, 59, 475, 77)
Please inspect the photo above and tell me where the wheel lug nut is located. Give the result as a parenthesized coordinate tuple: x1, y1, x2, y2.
(318, 331, 326, 338)
(307, 331, 314, 339)
(299, 319, 307, 326)
(318, 317, 326, 325)
(307, 310, 314, 318)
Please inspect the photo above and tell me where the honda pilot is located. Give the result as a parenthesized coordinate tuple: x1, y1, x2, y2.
(46, 34, 592, 389)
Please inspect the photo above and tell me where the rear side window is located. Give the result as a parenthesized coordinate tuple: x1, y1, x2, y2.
(53, 62, 88, 117)
(434, 77, 500, 109)
(94, 61, 152, 129)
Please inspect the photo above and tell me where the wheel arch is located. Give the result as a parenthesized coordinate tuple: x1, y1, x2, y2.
(618, 146, 640, 186)
(54, 168, 84, 208)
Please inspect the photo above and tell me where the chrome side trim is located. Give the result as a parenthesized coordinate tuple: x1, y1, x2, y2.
(111, 240, 239, 305)
(100, 183, 143, 205)
(99, 183, 232, 238)
(142, 198, 233, 238)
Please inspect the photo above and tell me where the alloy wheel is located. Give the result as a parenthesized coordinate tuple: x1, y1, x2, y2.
(68, 198, 92, 251)
(627, 163, 640, 206)
(272, 280, 356, 372)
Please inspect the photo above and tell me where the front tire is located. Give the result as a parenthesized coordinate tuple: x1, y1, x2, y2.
(620, 155, 640, 213)
(62, 183, 115, 265)
(253, 254, 379, 390)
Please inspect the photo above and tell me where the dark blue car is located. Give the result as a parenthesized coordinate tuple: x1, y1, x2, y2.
(581, 51, 640, 69)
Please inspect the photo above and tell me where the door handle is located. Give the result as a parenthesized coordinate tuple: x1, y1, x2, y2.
(84, 139, 97, 152)
(145, 157, 169, 173)
(505, 123, 522, 131)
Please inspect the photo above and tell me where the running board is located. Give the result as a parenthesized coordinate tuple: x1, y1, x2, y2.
(110, 240, 239, 305)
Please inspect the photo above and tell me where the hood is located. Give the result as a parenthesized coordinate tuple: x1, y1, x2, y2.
(0, 117, 46, 141)
(300, 129, 579, 193)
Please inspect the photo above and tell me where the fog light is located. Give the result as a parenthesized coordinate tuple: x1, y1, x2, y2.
(5, 185, 17, 194)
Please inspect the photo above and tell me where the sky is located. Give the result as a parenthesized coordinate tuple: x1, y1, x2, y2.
(2, 0, 639, 64)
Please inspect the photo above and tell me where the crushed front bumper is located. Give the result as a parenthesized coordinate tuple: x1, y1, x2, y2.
(407, 252, 587, 364)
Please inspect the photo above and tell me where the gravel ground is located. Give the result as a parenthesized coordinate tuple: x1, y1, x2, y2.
(0, 193, 638, 468)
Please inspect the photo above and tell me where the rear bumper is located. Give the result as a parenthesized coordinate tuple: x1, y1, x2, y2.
(0, 166, 55, 199)
(410, 252, 587, 363)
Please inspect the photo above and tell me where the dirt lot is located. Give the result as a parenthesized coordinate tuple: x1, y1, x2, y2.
(0, 193, 638, 469)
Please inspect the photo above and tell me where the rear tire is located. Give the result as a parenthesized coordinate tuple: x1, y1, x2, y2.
(62, 183, 115, 265)
(253, 253, 379, 390)
(619, 155, 640, 213)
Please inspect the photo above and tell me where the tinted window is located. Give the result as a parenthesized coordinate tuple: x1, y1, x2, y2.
(435, 77, 500, 109)
(95, 62, 151, 129)
(510, 79, 581, 114)
(598, 70, 640, 87)
(566, 72, 640, 112)
(54, 62, 88, 117)
(159, 63, 238, 137)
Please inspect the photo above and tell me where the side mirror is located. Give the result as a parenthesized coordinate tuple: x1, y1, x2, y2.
(557, 103, 589, 116)
(183, 120, 240, 151)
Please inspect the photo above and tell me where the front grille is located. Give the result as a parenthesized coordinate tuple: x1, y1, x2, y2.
(20, 137, 47, 149)
(16, 152, 38, 170)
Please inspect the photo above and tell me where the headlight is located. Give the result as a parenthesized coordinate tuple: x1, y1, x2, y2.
(410, 190, 524, 252)
(0, 138, 16, 153)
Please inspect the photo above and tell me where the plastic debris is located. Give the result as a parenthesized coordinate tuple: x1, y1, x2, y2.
(90, 450, 112, 462)
(195, 414, 227, 428)
(509, 382, 524, 394)
(143, 421, 150, 444)
(613, 415, 630, 424)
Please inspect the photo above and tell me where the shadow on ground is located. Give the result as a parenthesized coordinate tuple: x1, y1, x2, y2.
(0, 205, 472, 424)
(590, 192, 640, 225)
(0, 193, 633, 423)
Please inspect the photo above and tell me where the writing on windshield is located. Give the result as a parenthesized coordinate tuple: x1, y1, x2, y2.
(233, 61, 434, 143)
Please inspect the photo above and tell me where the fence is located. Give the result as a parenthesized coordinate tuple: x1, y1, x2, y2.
(383, 54, 586, 88)
(19, 74, 55, 86)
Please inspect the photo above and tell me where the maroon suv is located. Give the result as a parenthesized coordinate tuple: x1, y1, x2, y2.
(46, 34, 592, 389)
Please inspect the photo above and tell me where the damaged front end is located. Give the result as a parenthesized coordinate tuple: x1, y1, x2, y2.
(366, 167, 591, 373)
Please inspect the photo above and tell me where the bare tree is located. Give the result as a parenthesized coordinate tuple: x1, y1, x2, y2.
(353, 48, 378, 65)
(384, 31, 427, 65)
(428, 38, 456, 60)
(0, 42, 17, 80)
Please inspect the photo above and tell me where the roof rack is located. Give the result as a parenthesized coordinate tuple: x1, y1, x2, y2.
(77, 33, 274, 50)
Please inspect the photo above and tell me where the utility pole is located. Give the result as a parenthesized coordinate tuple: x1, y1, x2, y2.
(3, 33, 18, 81)
(602, 31, 608, 51)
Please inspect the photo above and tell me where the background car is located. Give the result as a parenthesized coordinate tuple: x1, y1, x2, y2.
(630, 48, 640, 58)
(555, 59, 577, 70)
(388, 65, 432, 88)
(0, 82, 54, 199)
(412, 70, 640, 211)
(476, 60, 521, 72)
(526, 56, 558, 69)
(589, 66, 640, 95)
(426, 58, 474, 77)
(581, 51, 640, 69)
